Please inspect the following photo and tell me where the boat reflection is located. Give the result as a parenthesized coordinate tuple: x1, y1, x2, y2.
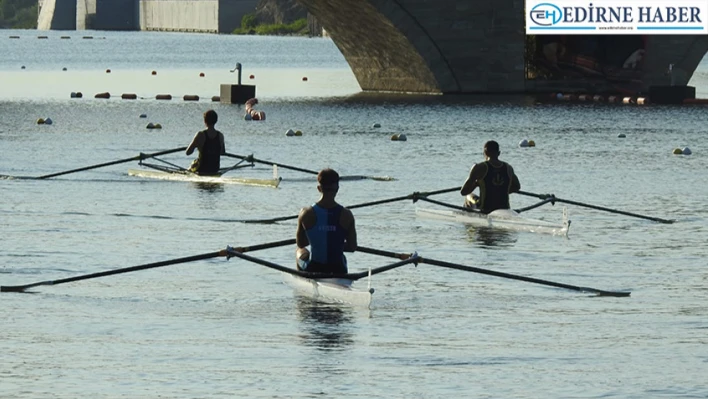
(192, 182, 224, 193)
(295, 296, 355, 351)
(466, 226, 518, 248)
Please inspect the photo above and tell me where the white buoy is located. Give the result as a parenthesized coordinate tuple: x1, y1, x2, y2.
(372, 123, 381, 128)
(519, 139, 529, 147)
(43, 118, 53, 125)
(286, 129, 295, 137)
(617, 133, 626, 138)
(682, 147, 692, 155)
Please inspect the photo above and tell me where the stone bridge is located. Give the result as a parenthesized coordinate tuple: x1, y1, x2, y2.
(298, 0, 708, 94)
(36, 0, 708, 94)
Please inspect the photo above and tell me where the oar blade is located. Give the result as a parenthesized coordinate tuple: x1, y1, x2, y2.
(1, 284, 31, 293)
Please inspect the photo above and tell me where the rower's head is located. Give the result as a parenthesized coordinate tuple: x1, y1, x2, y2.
(317, 168, 340, 193)
(484, 140, 500, 159)
(204, 110, 218, 127)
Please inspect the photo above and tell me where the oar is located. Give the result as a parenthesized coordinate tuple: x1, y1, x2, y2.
(238, 187, 462, 224)
(0, 238, 297, 293)
(230, 238, 296, 252)
(357, 246, 630, 297)
(414, 196, 470, 212)
(36, 147, 187, 179)
(225, 247, 420, 280)
(348, 187, 461, 211)
(416, 194, 556, 214)
(517, 191, 674, 224)
(514, 198, 556, 213)
(223, 153, 395, 181)
(224, 153, 316, 175)
(1, 249, 227, 293)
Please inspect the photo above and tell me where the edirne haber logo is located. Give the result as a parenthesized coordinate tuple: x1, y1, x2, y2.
(526, 0, 708, 34)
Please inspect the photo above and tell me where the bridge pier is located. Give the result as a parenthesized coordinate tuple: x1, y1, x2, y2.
(298, 0, 708, 95)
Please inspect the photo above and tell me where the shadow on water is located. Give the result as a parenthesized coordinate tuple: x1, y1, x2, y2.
(192, 182, 225, 193)
(295, 296, 356, 351)
(324, 92, 540, 106)
(466, 226, 518, 248)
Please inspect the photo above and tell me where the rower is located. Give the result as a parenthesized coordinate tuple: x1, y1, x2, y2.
(186, 109, 226, 176)
(460, 140, 521, 214)
(296, 168, 357, 274)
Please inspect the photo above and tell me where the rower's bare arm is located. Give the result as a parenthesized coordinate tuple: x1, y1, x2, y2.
(296, 208, 311, 248)
(219, 133, 226, 155)
(343, 210, 357, 252)
(509, 165, 521, 193)
(185, 131, 202, 155)
(460, 165, 480, 196)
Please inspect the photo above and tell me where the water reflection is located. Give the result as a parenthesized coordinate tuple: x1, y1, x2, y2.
(466, 226, 518, 248)
(339, 91, 538, 106)
(192, 182, 224, 193)
(295, 296, 355, 351)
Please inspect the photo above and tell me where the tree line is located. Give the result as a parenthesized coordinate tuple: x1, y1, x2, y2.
(0, 0, 37, 29)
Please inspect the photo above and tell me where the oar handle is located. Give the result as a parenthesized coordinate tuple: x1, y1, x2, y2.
(37, 147, 187, 179)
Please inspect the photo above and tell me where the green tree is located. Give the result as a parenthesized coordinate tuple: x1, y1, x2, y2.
(241, 13, 256, 30)
(1, 0, 37, 28)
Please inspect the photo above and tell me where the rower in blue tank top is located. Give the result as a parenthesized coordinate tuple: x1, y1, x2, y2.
(296, 168, 357, 274)
(460, 140, 521, 214)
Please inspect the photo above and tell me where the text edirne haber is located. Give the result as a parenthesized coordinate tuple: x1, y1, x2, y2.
(559, 5, 702, 24)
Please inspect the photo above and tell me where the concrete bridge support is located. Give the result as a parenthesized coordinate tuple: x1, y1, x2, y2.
(298, 0, 527, 94)
(37, 0, 77, 30)
(643, 36, 708, 87)
(297, 0, 708, 95)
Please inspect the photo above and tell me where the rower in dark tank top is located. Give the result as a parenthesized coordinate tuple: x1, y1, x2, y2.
(460, 140, 521, 214)
(185, 109, 226, 176)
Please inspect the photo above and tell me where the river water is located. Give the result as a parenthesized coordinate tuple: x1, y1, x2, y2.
(1, 30, 707, 398)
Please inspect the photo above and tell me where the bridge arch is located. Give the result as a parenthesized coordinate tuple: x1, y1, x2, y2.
(299, 0, 708, 94)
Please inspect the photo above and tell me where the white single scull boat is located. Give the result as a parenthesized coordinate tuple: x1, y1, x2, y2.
(284, 274, 374, 307)
(416, 207, 570, 236)
(127, 166, 281, 188)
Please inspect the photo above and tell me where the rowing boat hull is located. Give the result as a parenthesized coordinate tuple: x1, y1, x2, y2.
(416, 207, 570, 236)
(127, 168, 281, 188)
(284, 274, 374, 307)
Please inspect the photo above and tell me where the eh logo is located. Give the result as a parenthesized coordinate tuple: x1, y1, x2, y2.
(530, 3, 563, 26)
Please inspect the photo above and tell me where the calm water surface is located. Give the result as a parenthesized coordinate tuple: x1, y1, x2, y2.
(1, 30, 707, 398)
